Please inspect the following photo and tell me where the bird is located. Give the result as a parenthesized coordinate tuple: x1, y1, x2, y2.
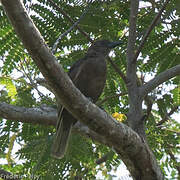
(51, 39, 121, 159)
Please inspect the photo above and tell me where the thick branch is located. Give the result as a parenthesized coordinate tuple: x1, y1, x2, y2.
(0, 102, 110, 147)
(140, 65, 180, 97)
(73, 121, 111, 147)
(1, 0, 164, 179)
(126, 0, 139, 86)
(126, 1, 146, 138)
(0, 102, 56, 126)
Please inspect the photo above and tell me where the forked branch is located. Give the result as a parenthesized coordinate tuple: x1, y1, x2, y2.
(140, 64, 180, 97)
(133, 0, 171, 62)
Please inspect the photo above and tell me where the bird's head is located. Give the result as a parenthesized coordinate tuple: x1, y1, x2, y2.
(87, 40, 122, 57)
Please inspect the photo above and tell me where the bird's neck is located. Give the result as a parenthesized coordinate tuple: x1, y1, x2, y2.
(86, 49, 108, 58)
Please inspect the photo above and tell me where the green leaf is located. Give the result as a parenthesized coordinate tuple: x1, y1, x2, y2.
(0, 76, 17, 101)
(172, 86, 180, 105)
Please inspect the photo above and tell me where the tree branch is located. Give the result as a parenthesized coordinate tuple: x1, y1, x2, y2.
(133, 0, 171, 62)
(156, 105, 179, 126)
(144, 95, 154, 120)
(126, 1, 147, 138)
(35, 77, 127, 107)
(1, 0, 164, 178)
(51, 0, 92, 53)
(126, 0, 139, 86)
(50, 0, 127, 84)
(96, 92, 127, 106)
(48, 0, 93, 42)
(107, 57, 128, 84)
(167, 149, 180, 175)
(140, 65, 180, 97)
(0, 102, 110, 146)
(96, 151, 113, 164)
(73, 121, 111, 147)
(0, 102, 57, 126)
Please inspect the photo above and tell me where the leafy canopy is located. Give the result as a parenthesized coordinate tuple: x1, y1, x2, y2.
(0, 0, 179, 179)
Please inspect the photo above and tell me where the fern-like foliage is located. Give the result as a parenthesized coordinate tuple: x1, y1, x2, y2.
(0, 0, 179, 179)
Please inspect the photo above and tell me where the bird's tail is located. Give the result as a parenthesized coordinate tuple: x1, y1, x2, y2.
(51, 117, 73, 159)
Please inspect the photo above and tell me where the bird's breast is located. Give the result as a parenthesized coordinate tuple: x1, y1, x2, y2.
(74, 58, 107, 102)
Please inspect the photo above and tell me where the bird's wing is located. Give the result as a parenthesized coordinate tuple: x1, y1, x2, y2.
(68, 58, 86, 83)
(54, 57, 86, 140)
(56, 58, 86, 119)
(52, 57, 87, 159)
(55, 57, 85, 117)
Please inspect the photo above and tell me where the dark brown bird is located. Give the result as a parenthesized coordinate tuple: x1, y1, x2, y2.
(51, 40, 121, 159)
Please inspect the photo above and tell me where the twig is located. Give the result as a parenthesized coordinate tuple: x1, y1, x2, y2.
(107, 57, 128, 84)
(133, 0, 171, 62)
(160, 128, 180, 135)
(167, 149, 180, 175)
(51, 0, 92, 54)
(20, 59, 46, 99)
(96, 151, 113, 164)
(144, 95, 154, 120)
(96, 92, 127, 106)
(48, 0, 92, 42)
(156, 106, 179, 126)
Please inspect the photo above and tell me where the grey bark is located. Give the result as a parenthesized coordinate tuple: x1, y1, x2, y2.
(1, 0, 178, 179)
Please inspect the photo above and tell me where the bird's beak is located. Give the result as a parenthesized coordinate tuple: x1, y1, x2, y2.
(108, 41, 122, 48)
